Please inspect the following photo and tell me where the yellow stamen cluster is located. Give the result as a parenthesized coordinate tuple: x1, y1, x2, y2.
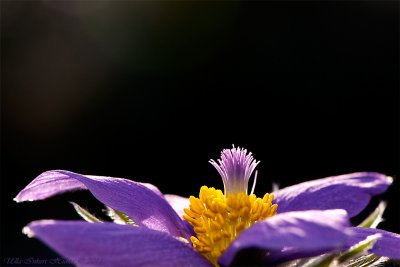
(183, 186, 278, 266)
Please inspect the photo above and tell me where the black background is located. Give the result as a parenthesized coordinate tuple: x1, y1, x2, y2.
(1, 1, 399, 266)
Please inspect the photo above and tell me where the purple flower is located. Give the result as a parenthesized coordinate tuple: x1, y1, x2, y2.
(15, 146, 400, 267)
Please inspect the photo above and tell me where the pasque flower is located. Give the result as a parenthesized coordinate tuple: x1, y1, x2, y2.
(15, 146, 400, 266)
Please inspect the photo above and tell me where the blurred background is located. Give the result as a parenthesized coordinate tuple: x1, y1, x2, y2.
(1, 1, 399, 266)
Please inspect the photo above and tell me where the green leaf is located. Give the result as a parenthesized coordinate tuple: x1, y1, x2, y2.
(358, 202, 387, 228)
(369, 257, 397, 267)
(105, 206, 136, 225)
(295, 254, 337, 267)
(339, 234, 381, 263)
(276, 254, 336, 267)
(344, 254, 380, 267)
(69, 202, 103, 223)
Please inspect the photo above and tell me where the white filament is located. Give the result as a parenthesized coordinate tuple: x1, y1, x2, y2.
(250, 170, 258, 195)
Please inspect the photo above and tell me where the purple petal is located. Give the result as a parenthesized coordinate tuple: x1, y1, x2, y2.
(164, 195, 195, 236)
(219, 209, 351, 266)
(348, 227, 400, 260)
(274, 172, 392, 217)
(164, 194, 189, 218)
(25, 220, 212, 267)
(14, 171, 164, 201)
(15, 170, 190, 239)
(14, 171, 87, 201)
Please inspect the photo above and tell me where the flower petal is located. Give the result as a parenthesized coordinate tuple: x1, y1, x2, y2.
(274, 172, 392, 217)
(15, 170, 190, 239)
(348, 227, 400, 260)
(163, 195, 195, 236)
(24, 220, 212, 267)
(219, 209, 351, 266)
(14, 170, 164, 201)
(164, 194, 189, 218)
(14, 171, 87, 201)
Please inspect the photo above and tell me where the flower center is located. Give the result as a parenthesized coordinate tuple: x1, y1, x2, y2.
(183, 146, 278, 266)
(183, 186, 277, 266)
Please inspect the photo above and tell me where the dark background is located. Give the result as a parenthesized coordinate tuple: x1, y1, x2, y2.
(1, 1, 399, 266)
